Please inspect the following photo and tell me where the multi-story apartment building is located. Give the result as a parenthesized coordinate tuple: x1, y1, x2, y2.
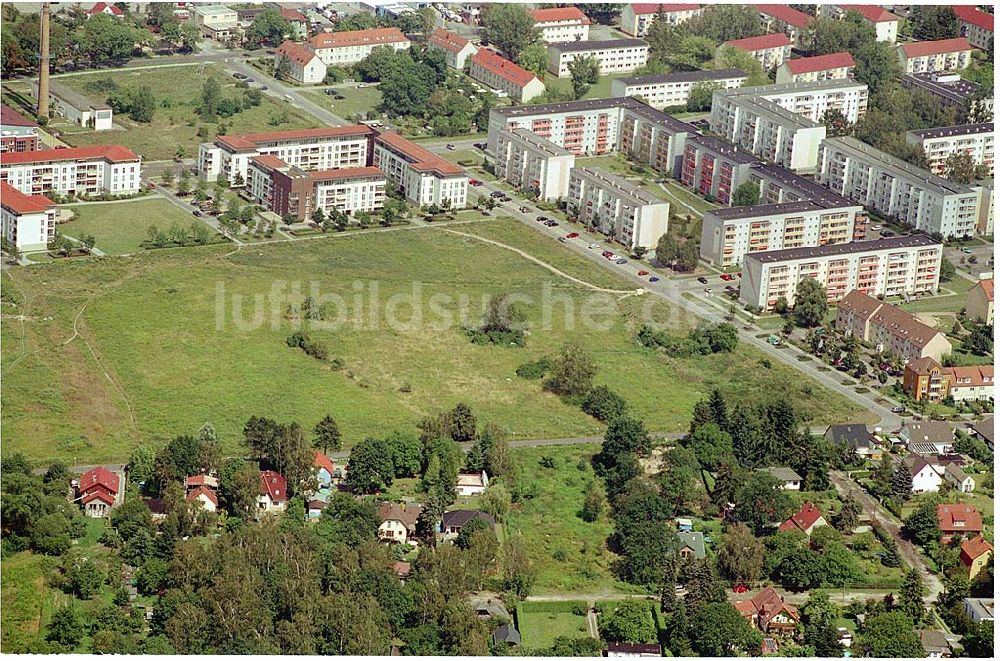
(566, 166, 670, 249)
(898, 38, 973, 74)
(306, 28, 410, 66)
(906, 123, 994, 177)
(530, 7, 590, 43)
(547, 39, 649, 78)
(428, 27, 478, 69)
(246, 154, 386, 221)
(701, 198, 864, 267)
(469, 49, 546, 102)
(620, 3, 702, 37)
(715, 79, 869, 125)
(753, 4, 813, 47)
(0, 145, 141, 198)
(679, 134, 760, 205)
(903, 72, 994, 121)
(372, 131, 468, 209)
(198, 126, 374, 184)
(275, 40, 327, 84)
(836, 290, 952, 363)
(946, 365, 994, 403)
(721, 33, 791, 70)
(903, 357, 952, 402)
(965, 278, 993, 325)
(818, 136, 982, 238)
(740, 234, 943, 311)
(1, 104, 41, 154)
(493, 128, 576, 201)
(610, 69, 747, 110)
(819, 5, 901, 43)
(776, 52, 855, 84)
(954, 6, 994, 52)
(0, 181, 56, 251)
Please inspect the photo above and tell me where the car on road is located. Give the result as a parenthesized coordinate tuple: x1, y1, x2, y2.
(962, 247, 973, 254)
(602, 250, 613, 258)
(616, 258, 627, 264)
(725, 285, 735, 292)
(697, 276, 708, 284)
(259, 85, 268, 90)
(566, 232, 579, 239)
(474, 143, 487, 150)
(703, 287, 712, 294)
(544, 221, 558, 227)
(891, 406, 905, 413)
(720, 273, 734, 281)
(232, 72, 246, 79)
(446, 144, 456, 150)
(491, 191, 505, 198)
(649, 276, 660, 283)
(558, 237, 567, 243)
(469, 179, 482, 187)
(638, 270, 649, 276)
(519, 206, 530, 213)
(536, 215, 548, 222)
(192, 210, 202, 217)
(588, 243, 597, 249)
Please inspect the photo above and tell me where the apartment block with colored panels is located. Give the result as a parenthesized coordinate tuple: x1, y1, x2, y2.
(198, 126, 374, 184)
(547, 39, 649, 78)
(620, 4, 702, 37)
(566, 166, 670, 250)
(898, 38, 973, 75)
(739, 234, 943, 312)
(954, 6, 994, 51)
(493, 128, 576, 201)
(0, 145, 141, 198)
(372, 132, 468, 209)
(530, 6, 590, 43)
(610, 69, 747, 110)
(679, 134, 759, 205)
(837, 290, 951, 364)
(0, 181, 56, 251)
(818, 136, 982, 238)
(469, 49, 545, 103)
(306, 28, 410, 66)
(700, 198, 864, 268)
(776, 52, 855, 85)
(905, 123, 994, 178)
(721, 33, 792, 70)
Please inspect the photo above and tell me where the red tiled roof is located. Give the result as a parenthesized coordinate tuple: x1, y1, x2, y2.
(735, 587, 800, 624)
(260, 470, 288, 502)
(79, 467, 120, 495)
(309, 166, 384, 181)
(778, 501, 824, 533)
(1, 145, 139, 165)
(754, 5, 813, 29)
(900, 37, 973, 58)
(783, 51, 855, 74)
(249, 154, 289, 170)
(186, 484, 219, 507)
(725, 32, 791, 52)
(184, 474, 218, 489)
(946, 365, 994, 388)
(88, 2, 124, 16)
(276, 40, 318, 66)
(393, 561, 411, 577)
(954, 6, 994, 33)
(840, 5, 899, 23)
(82, 490, 115, 505)
(375, 131, 464, 177)
(471, 48, 539, 88)
(429, 27, 472, 54)
(530, 7, 590, 24)
(280, 8, 307, 22)
(0, 182, 55, 215)
(976, 278, 994, 301)
(314, 451, 335, 476)
(308, 27, 408, 50)
(937, 504, 984, 533)
(629, 4, 700, 15)
(218, 126, 374, 151)
(1, 104, 38, 128)
(960, 536, 993, 565)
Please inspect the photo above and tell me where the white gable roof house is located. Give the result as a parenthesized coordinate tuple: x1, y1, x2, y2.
(456, 471, 489, 496)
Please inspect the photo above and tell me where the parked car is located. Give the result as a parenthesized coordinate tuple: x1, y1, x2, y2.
(720, 273, 734, 281)
(962, 247, 973, 254)
(616, 258, 627, 265)
(469, 179, 482, 187)
(703, 287, 712, 294)
(697, 276, 708, 284)
(446, 144, 456, 150)
(544, 221, 558, 227)
(588, 243, 597, 249)
(602, 250, 613, 258)
(558, 237, 567, 243)
(519, 206, 530, 213)
(891, 406, 906, 413)
(536, 215, 548, 222)
(880, 230, 893, 237)
(566, 232, 579, 238)
(192, 210, 202, 217)
(649, 276, 660, 283)
(638, 270, 649, 276)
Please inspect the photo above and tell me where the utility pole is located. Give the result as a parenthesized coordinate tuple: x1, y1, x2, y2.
(37, 2, 51, 118)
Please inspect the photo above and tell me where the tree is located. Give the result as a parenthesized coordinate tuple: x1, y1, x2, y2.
(806, 14, 875, 54)
(822, 108, 851, 137)
(544, 343, 596, 397)
(312, 415, 341, 454)
(717, 522, 765, 585)
(854, 40, 903, 97)
(859, 611, 924, 657)
(582, 480, 605, 522)
(568, 55, 600, 99)
(903, 501, 942, 547)
(890, 460, 913, 501)
(898, 566, 928, 622)
(685, 82, 717, 112)
(47, 605, 85, 648)
(246, 10, 290, 48)
(731, 181, 760, 207)
(274, 54, 292, 82)
(78, 13, 138, 66)
(481, 3, 540, 60)
(793, 277, 827, 327)
(479, 482, 512, 522)
(944, 152, 984, 184)
(581, 386, 627, 422)
(833, 494, 861, 533)
(962, 325, 993, 355)
(516, 42, 548, 78)
(910, 6, 958, 41)
(686, 422, 734, 471)
(347, 437, 394, 493)
(689, 602, 762, 656)
(385, 431, 422, 478)
(600, 601, 657, 643)
(732, 472, 795, 534)
(595, 416, 652, 475)
(198, 77, 222, 119)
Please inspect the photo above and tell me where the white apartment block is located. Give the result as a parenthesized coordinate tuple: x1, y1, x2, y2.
(198, 126, 373, 184)
(776, 52, 855, 85)
(307, 28, 410, 66)
(372, 132, 468, 209)
(701, 199, 864, 267)
(566, 166, 670, 249)
(898, 38, 973, 74)
(428, 27, 478, 69)
(469, 49, 546, 103)
(0, 181, 56, 251)
(192, 4, 238, 28)
(740, 234, 943, 311)
(547, 39, 649, 78)
(954, 6, 994, 52)
(494, 128, 576, 201)
(819, 5, 901, 43)
(818, 136, 982, 238)
(680, 134, 761, 205)
(530, 7, 590, 43)
(276, 40, 327, 85)
(0, 145, 141, 197)
(717, 79, 869, 124)
(722, 33, 792, 70)
(906, 123, 994, 178)
(610, 69, 747, 110)
(620, 3, 702, 37)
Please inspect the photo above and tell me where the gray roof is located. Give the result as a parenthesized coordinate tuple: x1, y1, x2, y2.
(676, 531, 706, 559)
(825, 423, 873, 449)
(750, 162, 858, 209)
(746, 233, 941, 264)
(492, 624, 521, 645)
(549, 38, 648, 53)
(903, 72, 985, 104)
(963, 598, 995, 621)
(688, 133, 760, 164)
(571, 166, 663, 206)
(709, 200, 826, 220)
(970, 417, 994, 444)
(763, 466, 804, 483)
(909, 442, 944, 455)
(944, 462, 971, 483)
(617, 68, 747, 86)
(441, 509, 495, 530)
(907, 122, 994, 140)
(918, 630, 951, 653)
(728, 78, 869, 99)
(501, 127, 572, 157)
(46, 80, 111, 111)
(494, 96, 697, 135)
(904, 420, 956, 445)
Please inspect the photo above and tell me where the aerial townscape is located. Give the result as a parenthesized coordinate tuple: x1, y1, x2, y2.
(0, 1, 996, 658)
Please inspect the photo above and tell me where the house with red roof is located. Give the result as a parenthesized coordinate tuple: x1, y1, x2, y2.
(898, 38, 973, 75)
(778, 501, 827, 536)
(307, 27, 410, 66)
(530, 7, 590, 43)
(734, 586, 800, 634)
(954, 6, 994, 51)
(1, 104, 41, 154)
(258, 470, 289, 515)
(87, 2, 124, 18)
(722, 33, 792, 70)
(966, 279, 993, 326)
(777, 52, 855, 84)
(469, 49, 545, 103)
(937, 504, 984, 542)
(1, 145, 142, 198)
(428, 27, 479, 70)
(313, 451, 346, 489)
(620, 4, 702, 37)
(0, 181, 57, 251)
(275, 40, 327, 84)
(77, 467, 122, 518)
(960, 536, 993, 580)
(186, 485, 219, 512)
(753, 5, 813, 46)
(279, 8, 309, 40)
(945, 365, 994, 403)
(820, 5, 901, 43)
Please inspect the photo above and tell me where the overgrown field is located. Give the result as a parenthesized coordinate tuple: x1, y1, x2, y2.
(60, 198, 215, 255)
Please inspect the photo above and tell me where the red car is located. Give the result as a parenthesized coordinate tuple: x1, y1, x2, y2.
(601, 250, 613, 258)
(720, 273, 734, 281)
(566, 232, 579, 239)
(733, 584, 749, 594)
(638, 270, 649, 276)
(469, 179, 483, 187)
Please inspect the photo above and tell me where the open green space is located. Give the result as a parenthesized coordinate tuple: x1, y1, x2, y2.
(541, 72, 630, 101)
(60, 198, 217, 255)
(515, 602, 590, 648)
(302, 86, 383, 119)
(0, 552, 63, 652)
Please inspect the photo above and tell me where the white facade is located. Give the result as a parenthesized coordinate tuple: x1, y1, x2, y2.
(373, 133, 468, 209)
(0, 182, 56, 251)
(775, 52, 855, 85)
(620, 4, 702, 37)
(307, 28, 410, 66)
(531, 8, 590, 43)
(611, 69, 747, 110)
(898, 40, 973, 74)
(818, 136, 982, 238)
(819, 5, 900, 43)
(566, 166, 670, 249)
(911, 461, 943, 493)
(905, 123, 994, 177)
(494, 128, 576, 201)
(955, 7, 994, 51)
(547, 40, 649, 78)
(276, 41, 327, 84)
(31, 80, 113, 131)
(192, 4, 238, 28)
(428, 28, 479, 69)
(1, 146, 141, 198)
(469, 50, 546, 103)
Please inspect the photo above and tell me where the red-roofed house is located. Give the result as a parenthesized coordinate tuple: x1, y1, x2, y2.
(280, 8, 309, 39)
(954, 6, 994, 51)
(966, 279, 993, 325)
(372, 130, 469, 208)
(735, 587, 800, 633)
(960, 536, 993, 580)
(1, 145, 141, 197)
(937, 504, 984, 542)
(87, 2, 124, 18)
(313, 451, 347, 489)
(945, 365, 994, 403)
(777, 52, 856, 84)
(307, 27, 410, 66)
(1, 104, 41, 154)
(246, 157, 387, 220)
(898, 38, 973, 74)
(186, 485, 219, 512)
(530, 7, 590, 43)
(621, 4, 702, 37)
(1, 181, 56, 250)
(722, 33, 791, 69)
(77, 467, 122, 517)
(820, 5, 901, 42)
(276, 40, 327, 84)
(778, 501, 827, 536)
(258, 470, 289, 514)
(469, 49, 545, 103)
(754, 5, 813, 46)
(428, 28, 479, 70)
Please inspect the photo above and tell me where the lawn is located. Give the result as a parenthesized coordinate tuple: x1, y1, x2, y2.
(60, 198, 218, 255)
(301, 86, 383, 119)
(0, 552, 65, 652)
(47, 66, 322, 160)
(516, 605, 590, 648)
(542, 72, 631, 101)
(2, 218, 870, 464)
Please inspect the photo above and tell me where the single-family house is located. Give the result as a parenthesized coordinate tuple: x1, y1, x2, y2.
(492, 623, 521, 647)
(965, 279, 993, 326)
(306, 496, 328, 520)
(959, 536, 993, 580)
(313, 451, 336, 489)
(392, 561, 411, 580)
(762, 466, 803, 490)
(825, 423, 882, 460)
(677, 531, 706, 560)
(969, 416, 994, 450)
(963, 598, 994, 622)
(943, 463, 975, 493)
(377, 501, 423, 545)
(258, 470, 288, 514)
(470, 596, 509, 620)
(918, 629, 953, 658)
(87, 2, 124, 18)
(427, 27, 478, 70)
(902, 421, 955, 455)
(606, 642, 663, 657)
(778, 501, 827, 536)
(185, 485, 218, 512)
(440, 509, 495, 536)
(906, 456, 943, 494)
(456, 470, 489, 497)
(937, 504, 984, 542)
(734, 586, 800, 634)
(77, 467, 122, 518)
(184, 474, 219, 490)
(675, 517, 694, 532)
(276, 40, 327, 84)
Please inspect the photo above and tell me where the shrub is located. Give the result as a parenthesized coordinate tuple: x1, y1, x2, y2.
(515, 358, 550, 380)
(581, 386, 627, 421)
